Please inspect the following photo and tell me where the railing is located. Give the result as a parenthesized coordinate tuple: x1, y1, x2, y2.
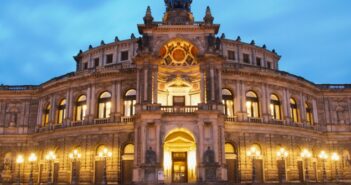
(161, 106, 198, 114)
(225, 116, 326, 131)
(0, 85, 38, 91)
(121, 116, 135, 123)
(35, 116, 136, 133)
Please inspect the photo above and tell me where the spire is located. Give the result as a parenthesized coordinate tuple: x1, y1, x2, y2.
(143, 6, 154, 25)
(203, 6, 214, 25)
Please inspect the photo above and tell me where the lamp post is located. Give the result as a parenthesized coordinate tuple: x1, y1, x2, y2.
(16, 155, 24, 185)
(318, 151, 328, 183)
(45, 151, 56, 185)
(277, 147, 288, 183)
(69, 149, 81, 185)
(300, 149, 312, 182)
(331, 152, 340, 182)
(247, 146, 261, 184)
(28, 153, 38, 185)
(98, 147, 112, 185)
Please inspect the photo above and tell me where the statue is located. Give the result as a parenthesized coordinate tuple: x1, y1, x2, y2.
(145, 147, 156, 165)
(165, 0, 192, 11)
(203, 147, 215, 164)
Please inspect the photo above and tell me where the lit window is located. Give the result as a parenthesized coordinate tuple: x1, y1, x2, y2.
(290, 98, 299, 123)
(246, 91, 260, 118)
(75, 95, 87, 121)
(57, 99, 66, 124)
(222, 89, 234, 117)
(124, 89, 136, 117)
(98, 92, 112, 119)
(42, 104, 51, 126)
(305, 102, 313, 125)
(270, 94, 281, 120)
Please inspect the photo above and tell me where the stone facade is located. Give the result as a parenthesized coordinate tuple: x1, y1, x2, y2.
(0, 1, 350, 185)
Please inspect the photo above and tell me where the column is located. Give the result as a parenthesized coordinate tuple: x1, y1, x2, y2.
(152, 65, 158, 104)
(116, 81, 121, 116)
(37, 100, 43, 127)
(312, 99, 319, 124)
(217, 67, 223, 103)
(200, 66, 206, 103)
(300, 94, 306, 122)
(143, 67, 148, 102)
(111, 82, 117, 121)
(261, 84, 268, 121)
(282, 89, 289, 122)
(50, 96, 56, 126)
(210, 67, 215, 101)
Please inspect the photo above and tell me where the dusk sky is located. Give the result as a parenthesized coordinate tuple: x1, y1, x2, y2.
(0, 0, 350, 85)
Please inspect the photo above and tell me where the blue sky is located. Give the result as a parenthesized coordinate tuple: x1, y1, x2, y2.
(0, 0, 350, 85)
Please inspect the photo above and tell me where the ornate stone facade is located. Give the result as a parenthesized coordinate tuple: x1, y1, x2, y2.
(0, 1, 350, 185)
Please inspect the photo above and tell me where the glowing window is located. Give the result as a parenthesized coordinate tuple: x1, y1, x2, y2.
(42, 104, 51, 126)
(57, 99, 66, 124)
(305, 102, 313, 125)
(124, 89, 136, 117)
(270, 94, 281, 120)
(75, 95, 87, 121)
(222, 89, 234, 117)
(98, 92, 112, 119)
(290, 98, 299, 123)
(246, 91, 260, 118)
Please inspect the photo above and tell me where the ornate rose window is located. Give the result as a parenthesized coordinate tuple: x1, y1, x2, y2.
(160, 40, 198, 66)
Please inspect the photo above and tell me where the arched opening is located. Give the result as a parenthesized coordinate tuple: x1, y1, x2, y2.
(75, 95, 87, 121)
(57, 99, 66, 124)
(163, 129, 196, 183)
(122, 144, 134, 185)
(290, 98, 299, 123)
(222, 89, 234, 117)
(225, 143, 239, 182)
(305, 102, 313, 125)
(246, 91, 260, 118)
(98, 92, 112, 119)
(157, 39, 201, 109)
(270, 94, 281, 120)
(124, 89, 136, 117)
(42, 104, 51, 126)
(69, 147, 81, 184)
(247, 144, 264, 183)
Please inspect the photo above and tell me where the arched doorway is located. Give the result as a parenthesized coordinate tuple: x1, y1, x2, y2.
(122, 144, 134, 185)
(225, 143, 239, 182)
(163, 129, 196, 183)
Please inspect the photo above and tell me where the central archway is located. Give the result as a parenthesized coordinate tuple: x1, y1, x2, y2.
(163, 129, 197, 183)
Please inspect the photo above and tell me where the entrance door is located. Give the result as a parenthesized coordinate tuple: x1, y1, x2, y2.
(172, 152, 187, 183)
(297, 161, 304, 182)
(95, 161, 104, 185)
(254, 159, 264, 183)
(173, 96, 185, 106)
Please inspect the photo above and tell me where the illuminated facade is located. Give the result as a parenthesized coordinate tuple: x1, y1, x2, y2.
(0, 0, 351, 184)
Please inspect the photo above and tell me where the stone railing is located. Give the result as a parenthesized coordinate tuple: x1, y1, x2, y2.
(35, 116, 135, 133)
(161, 106, 198, 114)
(0, 85, 38, 91)
(225, 116, 326, 131)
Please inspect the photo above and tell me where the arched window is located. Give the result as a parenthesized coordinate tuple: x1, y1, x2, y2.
(270, 94, 281, 120)
(290, 98, 299, 123)
(57, 99, 66, 124)
(75, 95, 87, 121)
(246, 91, 260, 118)
(222, 89, 234, 117)
(305, 102, 313, 125)
(98, 92, 112, 119)
(42, 104, 51, 126)
(124, 89, 136, 117)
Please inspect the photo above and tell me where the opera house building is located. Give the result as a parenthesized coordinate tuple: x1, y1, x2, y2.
(0, 1, 350, 184)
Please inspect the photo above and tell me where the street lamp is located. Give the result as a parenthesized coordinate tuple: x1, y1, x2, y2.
(331, 152, 340, 182)
(277, 147, 289, 183)
(45, 151, 56, 185)
(247, 146, 261, 184)
(69, 149, 81, 185)
(16, 155, 24, 185)
(28, 153, 38, 185)
(301, 149, 312, 182)
(98, 147, 112, 185)
(318, 151, 328, 182)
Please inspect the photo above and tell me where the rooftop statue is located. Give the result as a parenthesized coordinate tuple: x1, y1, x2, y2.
(165, 0, 192, 11)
